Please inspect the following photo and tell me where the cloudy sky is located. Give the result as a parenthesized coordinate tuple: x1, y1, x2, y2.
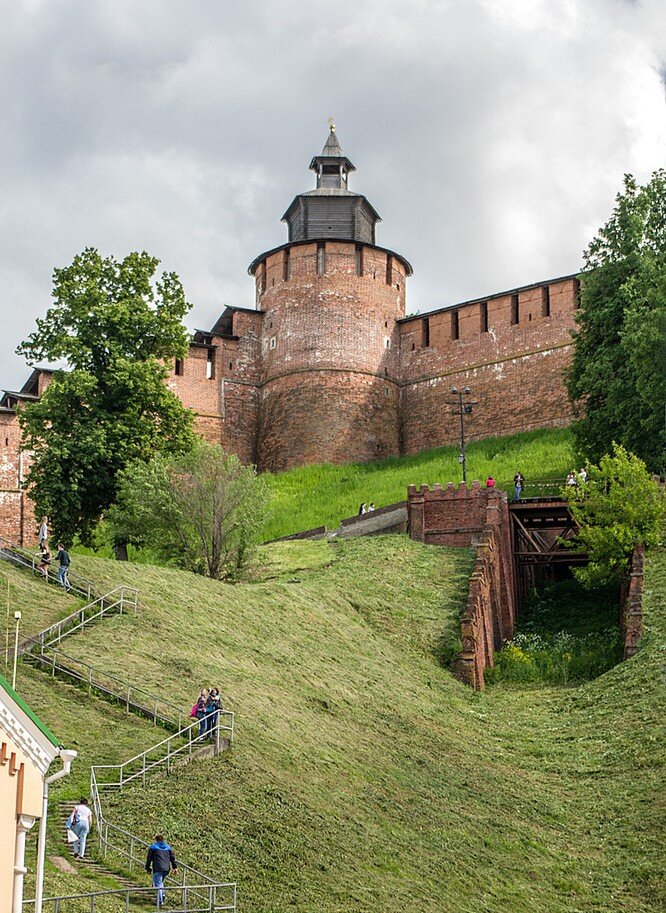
(1, 0, 664, 389)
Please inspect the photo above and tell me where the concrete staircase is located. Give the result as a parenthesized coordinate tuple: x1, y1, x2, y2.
(2, 548, 238, 909)
(271, 500, 408, 542)
(56, 802, 138, 890)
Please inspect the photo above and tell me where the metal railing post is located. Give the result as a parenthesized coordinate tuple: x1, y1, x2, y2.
(215, 717, 221, 755)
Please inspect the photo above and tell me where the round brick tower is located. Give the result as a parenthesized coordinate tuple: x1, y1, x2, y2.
(249, 123, 412, 472)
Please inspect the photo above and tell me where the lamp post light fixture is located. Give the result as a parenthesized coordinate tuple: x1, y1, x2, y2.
(447, 386, 477, 483)
(12, 610, 21, 690)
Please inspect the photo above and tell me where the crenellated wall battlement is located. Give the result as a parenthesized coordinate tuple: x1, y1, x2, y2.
(0, 127, 580, 542)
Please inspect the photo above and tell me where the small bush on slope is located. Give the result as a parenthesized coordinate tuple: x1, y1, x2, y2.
(72, 427, 572, 560)
(22, 540, 664, 912)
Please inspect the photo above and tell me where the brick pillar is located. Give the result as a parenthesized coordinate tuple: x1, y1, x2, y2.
(407, 484, 427, 542)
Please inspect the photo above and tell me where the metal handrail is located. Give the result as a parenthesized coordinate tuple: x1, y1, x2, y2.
(25, 645, 187, 729)
(93, 714, 234, 789)
(89, 777, 220, 892)
(24, 882, 237, 912)
(18, 586, 138, 655)
(499, 477, 569, 498)
(4, 539, 237, 903)
(90, 714, 235, 895)
(0, 535, 97, 600)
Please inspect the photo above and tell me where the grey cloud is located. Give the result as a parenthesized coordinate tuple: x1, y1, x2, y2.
(1, 0, 664, 389)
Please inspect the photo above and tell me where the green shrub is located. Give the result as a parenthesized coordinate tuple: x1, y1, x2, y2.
(487, 576, 623, 685)
(487, 630, 622, 686)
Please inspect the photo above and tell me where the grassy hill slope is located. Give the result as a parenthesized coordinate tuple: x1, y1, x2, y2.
(16, 537, 664, 913)
(260, 427, 573, 540)
(72, 426, 573, 559)
(0, 561, 85, 641)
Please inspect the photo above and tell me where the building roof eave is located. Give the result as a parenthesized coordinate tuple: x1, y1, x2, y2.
(0, 671, 62, 775)
(280, 191, 381, 224)
(248, 239, 413, 277)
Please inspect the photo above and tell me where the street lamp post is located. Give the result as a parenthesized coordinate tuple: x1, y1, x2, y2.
(12, 610, 21, 690)
(448, 387, 477, 483)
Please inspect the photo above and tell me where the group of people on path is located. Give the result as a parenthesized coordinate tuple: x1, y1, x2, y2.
(65, 799, 177, 908)
(484, 473, 525, 500)
(192, 687, 223, 739)
(36, 516, 71, 590)
(566, 467, 588, 487)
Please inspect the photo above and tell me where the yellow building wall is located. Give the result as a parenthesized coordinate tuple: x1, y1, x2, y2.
(1, 735, 43, 913)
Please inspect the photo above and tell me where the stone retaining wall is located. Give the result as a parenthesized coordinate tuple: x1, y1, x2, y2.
(621, 544, 645, 660)
(408, 482, 516, 689)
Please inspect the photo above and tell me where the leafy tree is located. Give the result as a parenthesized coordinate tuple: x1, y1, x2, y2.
(565, 444, 664, 586)
(566, 170, 666, 471)
(108, 442, 268, 579)
(17, 248, 196, 548)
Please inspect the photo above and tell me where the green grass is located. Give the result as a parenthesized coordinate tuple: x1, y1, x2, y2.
(0, 561, 84, 658)
(487, 578, 624, 685)
(17, 664, 172, 903)
(260, 427, 573, 540)
(71, 426, 573, 559)
(12, 537, 664, 913)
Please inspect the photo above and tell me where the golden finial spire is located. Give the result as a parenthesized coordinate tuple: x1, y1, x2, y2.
(327, 116, 336, 133)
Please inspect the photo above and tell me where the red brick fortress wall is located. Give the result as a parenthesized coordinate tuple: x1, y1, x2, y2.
(408, 482, 516, 689)
(621, 544, 645, 660)
(253, 241, 407, 472)
(0, 411, 34, 545)
(166, 310, 263, 465)
(399, 277, 578, 453)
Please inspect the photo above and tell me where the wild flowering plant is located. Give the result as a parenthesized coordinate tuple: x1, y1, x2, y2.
(488, 629, 621, 686)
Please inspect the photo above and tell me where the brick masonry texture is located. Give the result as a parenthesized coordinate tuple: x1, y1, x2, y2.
(399, 277, 577, 452)
(255, 242, 405, 471)
(621, 544, 645, 660)
(0, 236, 579, 542)
(0, 412, 35, 544)
(408, 482, 516, 689)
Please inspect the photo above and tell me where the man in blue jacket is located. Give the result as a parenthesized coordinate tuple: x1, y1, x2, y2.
(146, 834, 178, 907)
